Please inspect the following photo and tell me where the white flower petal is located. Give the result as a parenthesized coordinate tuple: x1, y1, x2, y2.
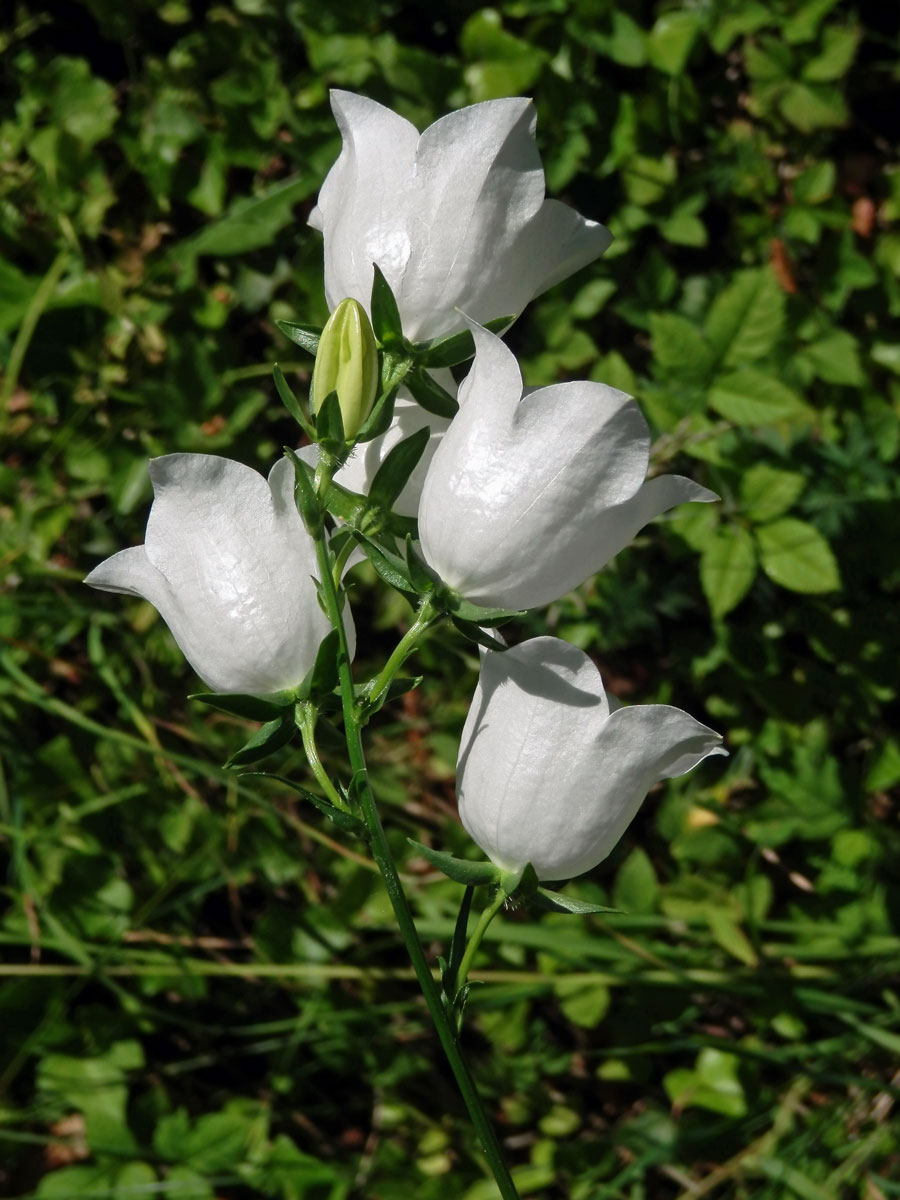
(87, 454, 333, 695)
(457, 638, 724, 881)
(310, 91, 611, 341)
(457, 638, 610, 877)
(419, 328, 651, 608)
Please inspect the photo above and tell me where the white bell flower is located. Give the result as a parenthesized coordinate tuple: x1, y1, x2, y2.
(418, 325, 718, 611)
(85, 454, 346, 696)
(309, 90, 612, 342)
(457, 638, 726, 881)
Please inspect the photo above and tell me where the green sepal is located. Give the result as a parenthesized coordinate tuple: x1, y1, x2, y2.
(314, 389, 346, 451)
(272, 364, 315, 440)
(370, 263, 405, 347)
(356, 674, 422, 719)
(449, 616, 509, 651)
(284, 447, 320, 532)
(241, 772, 367, 839)
(368, 426, 431, 512)
(405, 536, 435, 594)
(276, 320, 321, 356)
(307, 629, 341, 698)
(532, 888, 620, 916)
(352, 531, 417, 597)
(189, 691, 293, 721)
(407, 839, 502, 887)
(444, 595, 525, 626)
(405, 366, 459, 419)
(354, 381, 398, 444)
(414, 314, 517, 369)
(226, 712, 295, 767)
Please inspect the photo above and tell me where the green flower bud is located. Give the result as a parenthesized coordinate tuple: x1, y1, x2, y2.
(311, 298, 379, 440)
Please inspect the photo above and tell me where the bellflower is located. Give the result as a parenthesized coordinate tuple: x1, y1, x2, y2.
(457, 638, 725, 881)
(309, 90, 612, 342)
(418, 325, 718, 610)
(85, 454, 347, 696)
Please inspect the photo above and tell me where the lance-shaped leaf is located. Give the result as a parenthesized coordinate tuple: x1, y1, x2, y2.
(405, 366, 459, 419)
(407, 839, 502, 887)
(314, 389, 346, 450)
(368, 426, 431, 513)
(351, 530, 417, 597)
(370, 263, 405, 347)
(532, 888, 620, 915)
(190, 692, 293, 722)
(244, 772, 367, 838)
(276, 320, 321, 356)
(227, 712, 295, 767)
(273, 364, 315, 440)
(414, 314, 517, 369)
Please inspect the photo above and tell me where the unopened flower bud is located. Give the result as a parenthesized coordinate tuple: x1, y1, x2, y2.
(312, 298, 379, 439)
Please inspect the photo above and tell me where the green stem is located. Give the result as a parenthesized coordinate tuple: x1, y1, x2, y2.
(366, 596, 438, 709)
(454, 887, 508, 1001)
(296, 703, 348, 812)
(1, 250, 70, 409)
(308, 504, 520, 1199)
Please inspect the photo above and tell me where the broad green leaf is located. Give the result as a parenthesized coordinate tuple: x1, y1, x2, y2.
(704, 269, 785, 367)
(613, 847, 659, 913)
(780, 82, 848, 132)
(664, 1048, 747, 1117)
(792, 160, 836, 205)
(784, 0, 842, 43)
(708, 369, 812, 425)
(554, 979, 610, 1028)
(802, 329, 865, 385)
(802, 25, 860, 82)
(872, 343, 900, 376)
(740, 463, 806, 522)
(706, 907, 758, 966)
(114, 1163, 157, 1198)
(647, 10, 700, 75)
(756, 518, 841, 593)
(700, 526, 757, 618)
(185, 176, 312, 257)
(649, 313, 715, 383)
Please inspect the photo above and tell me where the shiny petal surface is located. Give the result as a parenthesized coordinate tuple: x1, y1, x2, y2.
(419, 326, 651, 608)
(311, 91, 611, 341)
(87, 454, 331, 695)
(457, 638, 725, 881)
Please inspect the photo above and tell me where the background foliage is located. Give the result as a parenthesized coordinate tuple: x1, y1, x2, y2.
(2, 0, 899, 1196)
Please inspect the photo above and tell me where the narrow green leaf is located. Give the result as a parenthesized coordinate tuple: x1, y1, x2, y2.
(352, 531, 417, 596)
(189, 692, 290, 721)
(314, 389, 345, 448)
(405, 536, 435, 594)
(533, 888, 620, 915)
(354, 383, 398, 444)
(415, 314, 516, 368)
(275, 320, 321, 356)
(242, 773, 367, 838)
(407, 840, 501, 886)
(226, 715, 295, 767)
(308, 630, 341, 697)
(370, 264, 404, 346)
(368, 427, 431, 512)
(445, 595, 524, 625)
(756, 518, 841, 593)
(284, 447, 320, 531)
(700, 525, 758, 618)
(273, 364, 315, 439)
(405, 367, 459, 419)
(449, 616, 509, 651)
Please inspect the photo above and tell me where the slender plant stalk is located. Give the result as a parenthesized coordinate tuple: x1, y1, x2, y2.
(454, 886, 508, 999)
(307, 481, 521, 1200)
